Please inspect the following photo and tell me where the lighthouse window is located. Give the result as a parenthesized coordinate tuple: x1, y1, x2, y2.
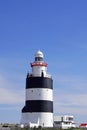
(35, 57, 43, 61)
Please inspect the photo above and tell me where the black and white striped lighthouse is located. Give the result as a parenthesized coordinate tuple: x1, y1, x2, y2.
(21, 50, 53, 127)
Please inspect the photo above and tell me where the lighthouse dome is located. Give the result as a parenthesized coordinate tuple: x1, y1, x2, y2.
(35, 50, 44, 58)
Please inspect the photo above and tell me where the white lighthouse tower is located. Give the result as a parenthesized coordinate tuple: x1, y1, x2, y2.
(21, 50, 53, 127)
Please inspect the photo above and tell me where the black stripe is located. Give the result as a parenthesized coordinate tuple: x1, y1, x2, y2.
(26, 77, 53, 89)
(22, 100, 53, 113)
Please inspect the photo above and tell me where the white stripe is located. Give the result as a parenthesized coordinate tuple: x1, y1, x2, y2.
(26, 88, 53, 101)
(21, 112, 53, 127)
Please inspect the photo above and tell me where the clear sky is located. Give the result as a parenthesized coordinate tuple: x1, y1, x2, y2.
(0, 0, 87, 125)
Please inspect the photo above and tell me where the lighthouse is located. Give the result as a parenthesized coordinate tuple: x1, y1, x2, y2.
(21, 50, 53, 127)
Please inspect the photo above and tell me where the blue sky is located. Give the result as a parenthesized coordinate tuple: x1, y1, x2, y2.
(0, 0, 87, 125)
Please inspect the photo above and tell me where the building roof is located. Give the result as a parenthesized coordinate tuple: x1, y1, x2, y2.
(80, 124, 87, 127)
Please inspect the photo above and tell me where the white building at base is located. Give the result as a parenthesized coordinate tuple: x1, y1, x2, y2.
(54, 115, 76, 129)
